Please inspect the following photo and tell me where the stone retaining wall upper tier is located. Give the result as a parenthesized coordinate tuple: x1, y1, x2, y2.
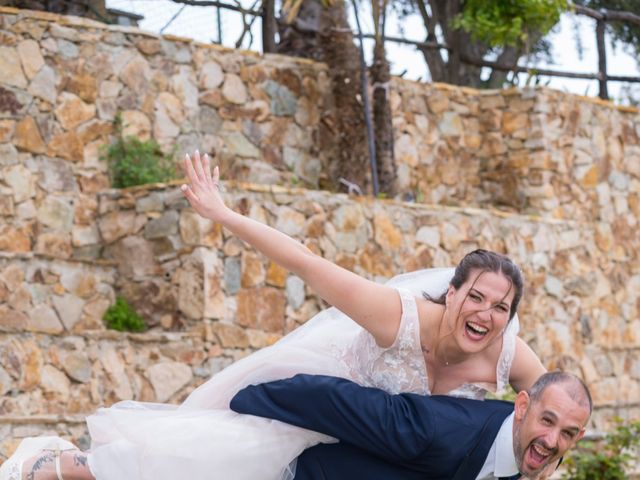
(1, 6, 639, 224)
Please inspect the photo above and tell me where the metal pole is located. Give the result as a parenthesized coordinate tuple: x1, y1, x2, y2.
(217, 5, 223, 44)
(596, 18, 608, 100)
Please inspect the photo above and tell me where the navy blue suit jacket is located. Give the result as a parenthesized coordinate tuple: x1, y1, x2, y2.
(230, 374, 516, 480)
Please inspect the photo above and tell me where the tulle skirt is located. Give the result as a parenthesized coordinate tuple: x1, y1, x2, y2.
(86, 268, 458, 480)
(87, 307, 360, 480)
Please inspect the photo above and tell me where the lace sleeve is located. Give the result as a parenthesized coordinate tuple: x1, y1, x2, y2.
(496, 313, 520, 393)
(340, 288, 430, 395)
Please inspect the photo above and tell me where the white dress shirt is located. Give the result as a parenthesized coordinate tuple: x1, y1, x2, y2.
(476, 412, 520, 479)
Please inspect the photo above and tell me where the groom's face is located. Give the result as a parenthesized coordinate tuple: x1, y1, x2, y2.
(512, 384, 588, 478)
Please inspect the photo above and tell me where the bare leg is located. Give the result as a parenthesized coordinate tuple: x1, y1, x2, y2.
(22, 450, 95, 480)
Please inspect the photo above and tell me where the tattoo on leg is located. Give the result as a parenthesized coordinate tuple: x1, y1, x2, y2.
(27, 452, 54, 480)
(74, 453, 88, 467)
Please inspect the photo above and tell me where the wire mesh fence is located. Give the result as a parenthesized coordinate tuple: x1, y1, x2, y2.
(103, 1, 640, 104)
(105, 0, 264, 51)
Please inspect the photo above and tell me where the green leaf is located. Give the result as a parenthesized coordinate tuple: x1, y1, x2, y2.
(455, 0, 569, 48)
(103, 296, 147, 332)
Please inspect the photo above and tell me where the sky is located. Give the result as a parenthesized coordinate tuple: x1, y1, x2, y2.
(105, 0, 640, 104)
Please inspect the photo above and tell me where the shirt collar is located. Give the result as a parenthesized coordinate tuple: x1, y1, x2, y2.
(494, 412, 519, 477)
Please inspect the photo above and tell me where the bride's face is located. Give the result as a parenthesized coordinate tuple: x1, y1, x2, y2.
(445, 269, 515, 354)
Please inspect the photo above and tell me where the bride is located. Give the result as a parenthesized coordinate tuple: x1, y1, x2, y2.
(1, 151, 546, 480)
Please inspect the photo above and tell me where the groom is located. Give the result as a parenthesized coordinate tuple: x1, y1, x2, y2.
(230, 371, 591, 480)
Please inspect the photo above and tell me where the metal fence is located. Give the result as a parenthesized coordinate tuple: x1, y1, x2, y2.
(105, 0, 640, 101)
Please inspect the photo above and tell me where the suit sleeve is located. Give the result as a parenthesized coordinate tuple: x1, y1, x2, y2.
(230, 374, 435, 461)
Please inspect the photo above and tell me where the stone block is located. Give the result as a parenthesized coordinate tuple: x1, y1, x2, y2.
(52, 293, 85, 331)
(26, 305, 64, 334)
(0, 224, 32, 253)
(146, 362, 192, 402)
(14, 116, 45, 154)
(373, 210, 402, 250)
(222, 73, 247, 105)
(54, 92, 96, 131)
(144, 210, 179, 239)
(17, 39, 44, 80)
(0, 119, 15, 142)
(210, 322, 249, 349)
(236, 287, 285, 333)
(98, 210, 137, 244)
(0, 46, 27, 88)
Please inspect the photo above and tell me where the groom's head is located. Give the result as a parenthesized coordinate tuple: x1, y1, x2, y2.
(512, 371, 591, 479)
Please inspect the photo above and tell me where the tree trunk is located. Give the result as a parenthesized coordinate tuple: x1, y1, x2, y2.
(276, 0, 324, 60)
(278, 0, 370, 193)
(415, 0, 447, 82)
(416, 0, 510, 88)
(320, 1, 370, 192)
(262, 0, 277, 54)
(371, 39, 396, 196)
(485, 46, 521, 88)
(444, 0, 461, 84)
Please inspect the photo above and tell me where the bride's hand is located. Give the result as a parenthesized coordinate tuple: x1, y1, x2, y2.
(181, 150, 230, 223)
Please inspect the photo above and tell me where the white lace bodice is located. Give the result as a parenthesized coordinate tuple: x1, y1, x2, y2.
(342, 287, 517, 399)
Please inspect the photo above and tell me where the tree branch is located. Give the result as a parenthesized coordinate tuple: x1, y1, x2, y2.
(573, 4, 640, 25)
(170, 0, 260, 16)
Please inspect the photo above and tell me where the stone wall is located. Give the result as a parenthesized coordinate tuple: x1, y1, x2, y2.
(1, 182, 639, 455)
(391, 81, 640, 225)
(0, 6, 639, 463)
(0, 5, 332, 221)
(2, 7, 639, 225)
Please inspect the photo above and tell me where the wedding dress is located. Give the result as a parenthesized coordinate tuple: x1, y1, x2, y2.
(0, 268, 519, 480)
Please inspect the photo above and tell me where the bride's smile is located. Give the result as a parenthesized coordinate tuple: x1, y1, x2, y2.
(446, 269, 515, 356)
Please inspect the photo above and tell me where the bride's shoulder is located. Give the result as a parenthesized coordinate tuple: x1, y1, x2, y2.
(509, 336, 547, 392)
(415, 297, 444, 331)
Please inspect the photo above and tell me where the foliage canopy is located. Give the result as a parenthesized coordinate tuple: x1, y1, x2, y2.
(455, 0, 570, 48)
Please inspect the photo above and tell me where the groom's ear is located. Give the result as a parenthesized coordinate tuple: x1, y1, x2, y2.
(514, 391, 530, 422)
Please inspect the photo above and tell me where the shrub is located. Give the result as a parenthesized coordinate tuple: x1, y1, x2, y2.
(103, 296, 147, 332)
(103, 114, 176, 188)
(562, 419, 640, 480)
(486, 385, 517, 402)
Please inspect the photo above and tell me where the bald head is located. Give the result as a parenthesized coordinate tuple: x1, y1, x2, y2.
(512, 371, 591, 477)
(528, 371, 592, 414)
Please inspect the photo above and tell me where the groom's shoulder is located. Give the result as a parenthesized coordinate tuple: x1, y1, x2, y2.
(416, 394, 514, 419)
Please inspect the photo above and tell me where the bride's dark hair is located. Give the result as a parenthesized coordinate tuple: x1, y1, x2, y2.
(423, 249, 524, 320)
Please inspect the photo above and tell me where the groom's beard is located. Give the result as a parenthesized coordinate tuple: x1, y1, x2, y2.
(512, 417, 558, 479)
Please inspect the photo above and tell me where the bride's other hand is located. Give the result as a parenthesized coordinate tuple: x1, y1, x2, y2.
(181, 150, 230, 223)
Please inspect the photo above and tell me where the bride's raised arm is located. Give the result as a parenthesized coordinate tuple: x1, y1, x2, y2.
(181, 151, 402, 347)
